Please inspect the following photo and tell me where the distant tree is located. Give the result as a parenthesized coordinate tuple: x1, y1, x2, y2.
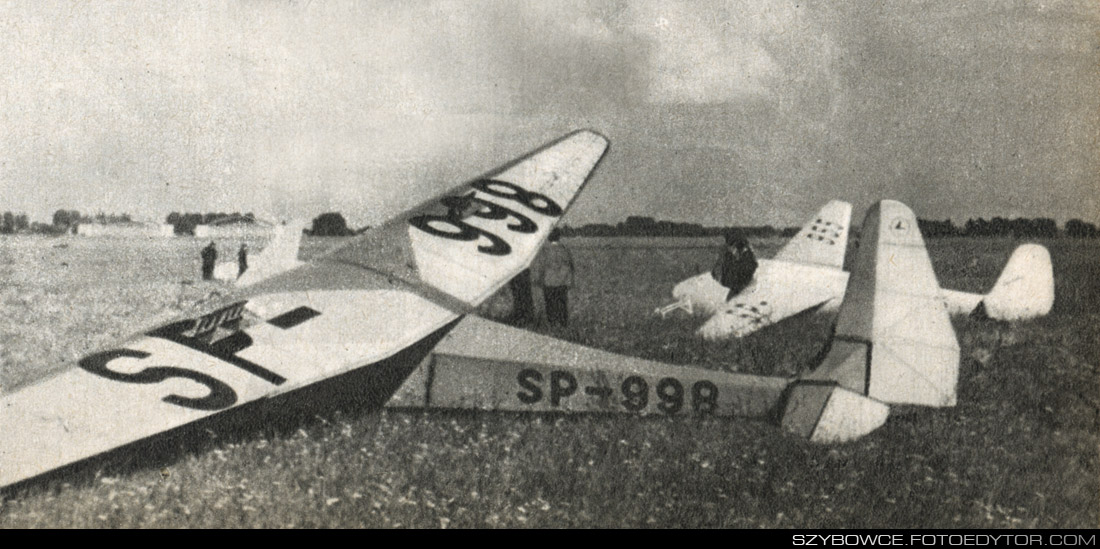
(30, 221, 59, 234)
(571, 223, 615, 236)
(309, 212, 353, 236)
(918, 218, 959, 238)
(1065, 219, 1098, 238)
(168, 212, 204, 235)
(962, 216, 1063, 238)
(52, 209, 81, 229)
(1033, 218, 1058, 238)
(620, 216, 657, 236)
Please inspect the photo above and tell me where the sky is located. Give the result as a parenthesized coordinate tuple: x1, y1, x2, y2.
(1, 0, 1096, 228)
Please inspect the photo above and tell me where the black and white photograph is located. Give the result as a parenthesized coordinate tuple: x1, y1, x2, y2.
(0, 1, 1096, 529)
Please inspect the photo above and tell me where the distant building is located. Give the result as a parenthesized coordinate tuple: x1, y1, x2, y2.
(76, 221, 175, 237)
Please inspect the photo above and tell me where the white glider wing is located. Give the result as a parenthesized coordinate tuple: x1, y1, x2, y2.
(325, 130, 608, 307)
(696, 260, 848, 339)
(666, 200, 852, 339)
(0, 130, 609, 489)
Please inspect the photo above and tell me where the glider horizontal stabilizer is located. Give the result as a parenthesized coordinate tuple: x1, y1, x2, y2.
(941, 243, 1054, 320)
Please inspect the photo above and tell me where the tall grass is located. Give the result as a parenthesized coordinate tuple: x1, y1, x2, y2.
(0, 236, 1096, 527)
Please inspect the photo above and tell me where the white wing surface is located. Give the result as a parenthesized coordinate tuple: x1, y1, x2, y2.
(696, 259, 848, 339)
(663, 200, 852, 339)
(326, 130, 609, 306)
(0, 130, 609, 489)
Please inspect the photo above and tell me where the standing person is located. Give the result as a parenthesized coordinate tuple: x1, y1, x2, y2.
(507, 268, 535, 326)
(237, 243, 249, 278)
(201, 241, 217, 281)
(713, 230, 758, 300)
(533, 229, 575, 327)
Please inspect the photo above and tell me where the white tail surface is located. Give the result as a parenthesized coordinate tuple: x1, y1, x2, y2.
(773, 200, 852, 269)
(805, 200, 960, 407)
(236, 220, 308, 287)
(981, 244, 1054, 320)
(940, 244, 1054, 320)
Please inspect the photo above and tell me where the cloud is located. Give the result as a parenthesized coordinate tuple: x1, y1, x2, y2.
(0, 1, 1094, 226)
(623, 1, 839, 105)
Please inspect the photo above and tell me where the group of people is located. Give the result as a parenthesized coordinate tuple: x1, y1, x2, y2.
(198, 227, 758, 327)
(507, 228, 758, 327)
(200, 241, 248, 281)
(508, 229, 575, 327)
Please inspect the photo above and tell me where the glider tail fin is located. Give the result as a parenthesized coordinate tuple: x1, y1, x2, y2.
(773, 200, 852, 269)
(809, 199, 960, 406)
(235, 219, 307, 287)
(980, 244, 1054, 320)
(782, 200, 960, 441)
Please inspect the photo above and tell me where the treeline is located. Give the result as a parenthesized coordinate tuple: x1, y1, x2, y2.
(167, 211, 359, 237)
(918, 217, 1099, 238)
(561, 216, 800, 238)
(6, 210, 1099, 239)
(53, 210, 133, 227)
(561, 215, 1100, 239)
(1, 210, 136, 235)
(165, 212, 257, 235)
(0, 212, 30, 234)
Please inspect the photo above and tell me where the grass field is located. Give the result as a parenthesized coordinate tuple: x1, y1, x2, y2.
(0, 234, 1096, 528)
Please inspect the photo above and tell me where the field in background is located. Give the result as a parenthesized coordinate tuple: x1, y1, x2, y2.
(0, 234, 1096, 527)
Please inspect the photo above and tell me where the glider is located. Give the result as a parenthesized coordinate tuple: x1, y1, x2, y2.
(0, 129, 962, 492)
(386, 200, 961, 440)
(658, 200, 1054, 339)
(0, 129, 610, 490)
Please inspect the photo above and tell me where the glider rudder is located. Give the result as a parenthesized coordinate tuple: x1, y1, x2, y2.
(773, 199, 853, 269)
(781, 200, 961, 441)
(980, 243, 1054, 320)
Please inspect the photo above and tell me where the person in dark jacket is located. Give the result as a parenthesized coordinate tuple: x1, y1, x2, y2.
(507, 268, 535, 326)
(201, 241, 217, 281)
(713, 230, 757, 300)
(238, 244, 249, 278)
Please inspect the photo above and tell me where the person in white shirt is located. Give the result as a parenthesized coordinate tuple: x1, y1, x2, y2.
(533, 229, 575, 327)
